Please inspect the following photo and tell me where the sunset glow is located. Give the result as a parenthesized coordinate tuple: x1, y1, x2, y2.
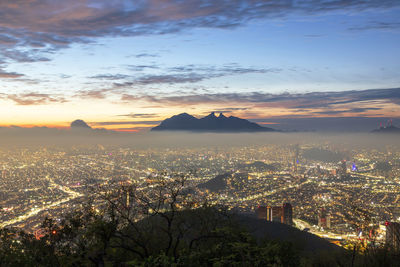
(0, 0, 398, 131)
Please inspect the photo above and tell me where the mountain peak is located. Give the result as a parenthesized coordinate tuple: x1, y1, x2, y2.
(151, 112, 275, 132)
(205, 112, 216, 118)
(70, 119, 91, 129)
(174, 113, 194, 118)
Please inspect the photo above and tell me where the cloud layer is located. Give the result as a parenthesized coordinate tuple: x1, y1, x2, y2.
(1, 0, 399, 64)
(117, 87, 400, 120)
(107, 64, 279, 87)
(4, 92, 67, 105)
(121, 87, 400, 107)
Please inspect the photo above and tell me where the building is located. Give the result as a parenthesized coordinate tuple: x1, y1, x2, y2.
(256, 206, 267, 219)
(270, 206, 283, 222)
(266, 206, 273, 221)
(256, 203, 293, 225)
(283, 203, 293, 225)
(292, 145, 300, 174)
(386, 221, 400, 250)
(340, 160, 347, 176)
(318, 208, 331, 229)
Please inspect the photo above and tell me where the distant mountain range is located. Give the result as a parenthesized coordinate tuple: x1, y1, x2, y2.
(151, 112, 275, 132)
(70, 117, 399, 134)
(371, 124, 400, 134)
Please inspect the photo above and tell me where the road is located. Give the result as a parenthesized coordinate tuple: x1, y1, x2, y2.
(294, 218, 347, 240)
(0, 178, 82, 228)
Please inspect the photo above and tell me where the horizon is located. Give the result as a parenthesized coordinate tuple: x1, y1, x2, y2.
(0, 112, 398, 133)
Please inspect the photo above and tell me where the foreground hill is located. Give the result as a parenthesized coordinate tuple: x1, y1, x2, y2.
(3, 202, 395, 266)
(133, 208, 342, 258)
(151, 112, 275, 132)
(237, 215, 340, 253)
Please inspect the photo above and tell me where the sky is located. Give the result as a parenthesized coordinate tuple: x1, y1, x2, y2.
(0, 0, 399, 132)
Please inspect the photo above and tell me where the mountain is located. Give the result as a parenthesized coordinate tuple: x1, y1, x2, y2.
(198, 173, 231, 192)
(372, 125, 400, 134)
(151, 112, 275, 132)
(70, 119, 92, 129)
(238, 161, 278, 172)
(70, 119, 111, 134)
(198, 172, 253, 192)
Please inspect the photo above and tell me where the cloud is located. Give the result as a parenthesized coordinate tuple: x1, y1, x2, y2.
(113, 64, 279, 87)
(0, 0, 398, 65)
(211, 107, 249, 114)
(133, 53, 159, 58)
(0, 69, 24, 78)
(1, 0, 398, 35)
(118, 113, 159, 118)
(6, 92, 67, 105)
(88, 74, 129, 80)
(135, 73, 206, 85)
(2, 49, 50, 63)
(167, 64, 277, 74)
(0, 34, 18, 45)
(348, 107, 382, 113)
(121, 94, 141, 102)
(127, 65, 160, 71)
(312, 107, 382, 115)
(88, 64, 272, 88)
(75, 89, 113, 99)
(348, 21, 400, 31)
(120, 87, 400, 109)
(91, 121, 160, 126)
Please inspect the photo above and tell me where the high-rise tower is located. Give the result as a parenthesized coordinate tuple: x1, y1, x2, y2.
(283, 203, 293, 225)
(318, 208, 331, 229)
(257, 203, 293, 225)
(386, 221, 400, 250)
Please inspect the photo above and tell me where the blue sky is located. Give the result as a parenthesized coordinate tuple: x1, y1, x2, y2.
(0, 0, 399, 130)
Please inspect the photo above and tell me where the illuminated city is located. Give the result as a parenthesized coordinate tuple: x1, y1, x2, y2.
(1, 135, 399, 249)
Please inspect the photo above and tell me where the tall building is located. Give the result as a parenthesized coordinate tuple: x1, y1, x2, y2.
(271, 206, 283, 222)
(121, 187, 134, 209)
(318, 208, 331, 229)
(265, 206, 273, 221)
(257, 203, 293, 225)
(386, 221, 400, 250)
(340, 160, 347, 175)
(292, 145, 300, 174)
(283, 203, 293, 225)
(256, 206, 267, 219)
